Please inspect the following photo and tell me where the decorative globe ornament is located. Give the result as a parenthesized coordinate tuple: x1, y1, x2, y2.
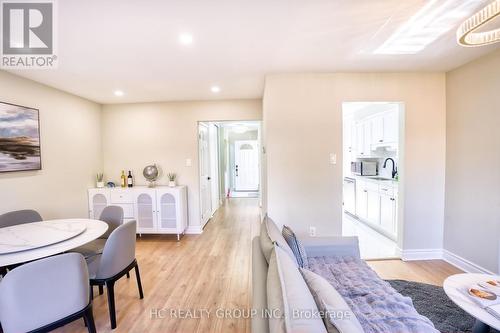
(143, 164, 159, 187)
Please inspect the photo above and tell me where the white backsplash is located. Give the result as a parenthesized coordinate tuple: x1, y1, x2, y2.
(357, 148, 398, 179)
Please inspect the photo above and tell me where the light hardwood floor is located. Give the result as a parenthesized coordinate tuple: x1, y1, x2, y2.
(57, 198, 461, 333)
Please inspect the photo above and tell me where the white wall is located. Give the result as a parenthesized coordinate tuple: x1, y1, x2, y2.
(0, 71, 102, 219)
(263, 73, 446, 253)
(101, 99, 262, 231)
(445, 49, 500, 274)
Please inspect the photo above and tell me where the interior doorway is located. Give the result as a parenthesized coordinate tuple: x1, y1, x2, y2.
(341, 102, 405, 260)
(198, 120, 262, 227)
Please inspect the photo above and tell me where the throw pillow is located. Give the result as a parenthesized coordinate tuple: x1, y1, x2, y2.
(282, 225, 309, 269)
(300, 268, 364, 333)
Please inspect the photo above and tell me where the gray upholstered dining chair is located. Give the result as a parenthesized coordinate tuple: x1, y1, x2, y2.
(0, 253, 96, 333)
(0, 209, 43, 277)
(0, 209, 42, 228)
(73, 205, 124, 258)
(87, 220, 144, 329)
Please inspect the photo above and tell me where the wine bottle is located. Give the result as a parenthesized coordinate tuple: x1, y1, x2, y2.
(127, 171, 133, 187)
(120, 170, 126, 188)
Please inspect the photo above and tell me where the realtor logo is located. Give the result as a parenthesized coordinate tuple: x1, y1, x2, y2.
(1, 0, 57, 68)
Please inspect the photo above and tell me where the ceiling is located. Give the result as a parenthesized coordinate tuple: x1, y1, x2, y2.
(5, 0, 500, 104)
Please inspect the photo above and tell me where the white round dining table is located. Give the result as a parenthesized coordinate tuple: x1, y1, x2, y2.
(0, 219, 108, 267)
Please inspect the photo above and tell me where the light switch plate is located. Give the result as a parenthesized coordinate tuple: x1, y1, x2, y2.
(185, 159, 192, 167)
(329, 153, 337, 165)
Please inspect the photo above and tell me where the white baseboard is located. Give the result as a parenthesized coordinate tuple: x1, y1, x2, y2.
(401, 248, 495, 274)
(401, 248, 443, 261)
(442, 250, 495, 274)
(185, 225, 203, 234)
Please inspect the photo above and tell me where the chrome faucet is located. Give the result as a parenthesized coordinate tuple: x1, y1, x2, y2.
(383, 158, 397, 179)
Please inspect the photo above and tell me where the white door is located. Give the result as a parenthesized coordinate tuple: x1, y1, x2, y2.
(199, 123, 212, 226)
(234, 140, 259, 191)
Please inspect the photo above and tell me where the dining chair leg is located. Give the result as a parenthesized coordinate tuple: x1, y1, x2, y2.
(126, 272, 130, 278)
(106, 280, 117, 329)
(99, 285, 104, 295)
(83, 305, 97, 333)
(90, 286, 94, 301)
(134, 263, 144, 299)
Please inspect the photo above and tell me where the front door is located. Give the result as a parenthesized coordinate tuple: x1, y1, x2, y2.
(234, 140, 259, 191)
(198, 123, 212, 226)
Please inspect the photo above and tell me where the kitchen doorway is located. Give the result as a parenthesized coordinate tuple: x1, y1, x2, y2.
(342, 102, 404, 260)
(198, 121, 262, 227)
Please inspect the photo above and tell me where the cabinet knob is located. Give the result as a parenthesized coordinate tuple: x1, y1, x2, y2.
(379, 140, 383, 143)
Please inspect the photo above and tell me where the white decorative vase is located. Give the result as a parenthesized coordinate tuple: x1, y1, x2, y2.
(96, 181, 105, 188)
(168, 181, 176, 188)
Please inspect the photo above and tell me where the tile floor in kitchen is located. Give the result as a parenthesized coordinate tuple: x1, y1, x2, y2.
(342, 213, 399, 260)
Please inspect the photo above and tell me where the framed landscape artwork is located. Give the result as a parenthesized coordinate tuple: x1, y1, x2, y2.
(0, 102, 41, 172)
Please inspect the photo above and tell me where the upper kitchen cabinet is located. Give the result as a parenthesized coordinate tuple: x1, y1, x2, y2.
(371, 110, 398, 148)
(355, 121, 373, 157)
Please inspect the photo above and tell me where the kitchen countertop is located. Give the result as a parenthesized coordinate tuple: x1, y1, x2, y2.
(352, 175, 399, 186)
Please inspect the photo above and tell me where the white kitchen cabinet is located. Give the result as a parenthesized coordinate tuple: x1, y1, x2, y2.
(382, 110, 398, 144)
(380, 194, 397, 236)
(369, 110, 399, 148)
(88, 186, 188, 240)
(355, 123, 364, 156)
(371, 116, 384, 144)
(366, 189, 380, 225)
(351, 178, 398, 240)
(355, 181, 368, 219)
(355, 122, 373, 157)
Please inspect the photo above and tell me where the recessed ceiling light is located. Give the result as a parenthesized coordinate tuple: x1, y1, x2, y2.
(178, 33, 193, 45)
(211, 86, 221, 93)
(114, 90, 124, 97)
(374, 0, 483, 54)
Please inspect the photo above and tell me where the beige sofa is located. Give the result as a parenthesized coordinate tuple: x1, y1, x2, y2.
(251, 217, 361, 333)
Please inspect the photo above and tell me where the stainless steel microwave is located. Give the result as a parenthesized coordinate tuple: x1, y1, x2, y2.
(351, 161, 377, 176)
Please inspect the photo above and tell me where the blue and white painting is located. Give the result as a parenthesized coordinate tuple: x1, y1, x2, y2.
(0, 102, 41, 172)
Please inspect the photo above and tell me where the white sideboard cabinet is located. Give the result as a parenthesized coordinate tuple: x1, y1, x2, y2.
(88, 186, 188, 240)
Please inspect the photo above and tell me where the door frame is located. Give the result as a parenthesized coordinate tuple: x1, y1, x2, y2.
(208, 123, 220, 215)
(341, 101, 405, 258)
(197, 120, 263, 230)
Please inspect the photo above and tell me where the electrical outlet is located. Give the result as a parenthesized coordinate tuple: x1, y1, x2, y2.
(309, 226, 316, 237)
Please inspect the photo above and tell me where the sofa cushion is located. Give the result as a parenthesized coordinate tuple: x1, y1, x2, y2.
(260, 220, 274, 263)
(282, 225, 309, 269)
(267, 245, 327, 333)
(300, 268, 363, 333)
(265, 217, 298, 266)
